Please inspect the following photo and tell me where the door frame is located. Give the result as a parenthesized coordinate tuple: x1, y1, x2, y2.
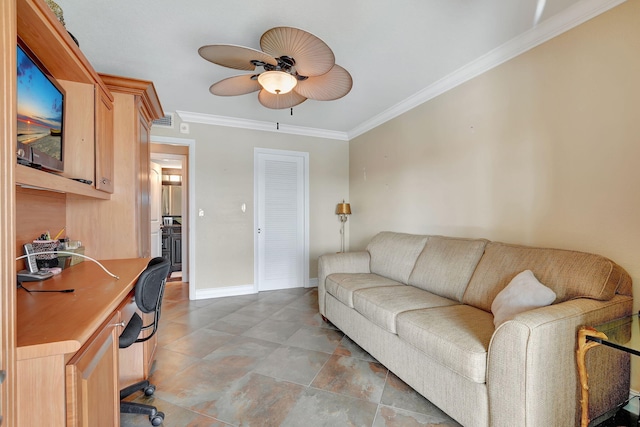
(254, 148, 309, 292)
(150, 135, 196, 299)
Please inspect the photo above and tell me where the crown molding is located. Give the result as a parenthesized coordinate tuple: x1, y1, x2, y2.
(175, 110, 349, 141)
(347, 0, 627, 140)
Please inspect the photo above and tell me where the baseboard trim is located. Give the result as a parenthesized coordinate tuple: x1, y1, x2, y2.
(193, 281, 318, 299)
(194, 284, 256, 300)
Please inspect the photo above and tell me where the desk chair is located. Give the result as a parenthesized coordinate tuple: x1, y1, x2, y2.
(119, 257, 171, 426)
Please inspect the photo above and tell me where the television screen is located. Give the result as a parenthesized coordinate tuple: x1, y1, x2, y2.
(16, 43, 65, 172)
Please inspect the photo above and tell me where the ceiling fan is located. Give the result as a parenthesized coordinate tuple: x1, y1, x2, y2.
(198, 27, 353, 110)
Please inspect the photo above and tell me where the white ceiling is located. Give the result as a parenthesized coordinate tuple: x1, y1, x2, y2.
(54, 0, 618, 139)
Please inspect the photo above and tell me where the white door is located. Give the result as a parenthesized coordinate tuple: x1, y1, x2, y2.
(255, 149, 309, 291)
(150, 161, 162, 258)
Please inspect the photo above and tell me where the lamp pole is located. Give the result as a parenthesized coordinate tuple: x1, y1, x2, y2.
(339, 214, 348, 253)
(335, 201, 351, 253)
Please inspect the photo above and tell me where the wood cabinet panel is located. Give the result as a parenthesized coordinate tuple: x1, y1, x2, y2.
(17, 354, 66, 426)
(16, 164, 110, 200)
(95, 90, 114, 193)
(66, 311, 120, 427)
(118, 295, 143, 389)
(119, 309, 158, 388)
(59, 80, 95, 182)
(138, 111, 151, 257)
(0, 0, 17, 424)
(14, 187, 65, 271)
(142, 311, 158, 379)
(99, 75, 164, 258)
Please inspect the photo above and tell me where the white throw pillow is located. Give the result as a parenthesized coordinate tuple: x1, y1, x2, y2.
(491, 270, 556, 328)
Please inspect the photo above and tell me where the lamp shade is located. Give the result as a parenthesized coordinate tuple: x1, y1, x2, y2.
(258, 71, 298, 94)
(336, 202, 351, 215)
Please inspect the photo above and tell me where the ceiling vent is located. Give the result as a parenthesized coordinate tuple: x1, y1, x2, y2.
(152, 113, 174, 128)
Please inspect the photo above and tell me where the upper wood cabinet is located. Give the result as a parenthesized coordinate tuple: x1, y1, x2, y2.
(15, 0, 115, 198)
(16, 0, 110, 89)
(100, 74, 164, 258)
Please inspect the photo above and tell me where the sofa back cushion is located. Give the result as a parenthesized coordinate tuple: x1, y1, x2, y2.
(408, 236, 488, 302)
(366, 232, 428, 284)
(462, 242, 632, 312)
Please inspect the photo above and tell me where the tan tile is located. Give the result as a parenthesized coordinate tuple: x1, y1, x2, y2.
(311, 354, 388, 403)
(164, 329, 234, 358)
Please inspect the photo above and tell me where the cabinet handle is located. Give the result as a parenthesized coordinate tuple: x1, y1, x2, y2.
(102, 178, 108, 185)
(110, 322, 125, 328)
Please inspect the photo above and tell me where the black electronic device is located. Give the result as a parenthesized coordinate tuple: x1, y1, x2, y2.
(71, 178, 93, 185)
(16, 40, 65, 173)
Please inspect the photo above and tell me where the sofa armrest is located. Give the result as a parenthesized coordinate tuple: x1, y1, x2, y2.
(487, 295, 632, 427)
(317, 251, 371, 315)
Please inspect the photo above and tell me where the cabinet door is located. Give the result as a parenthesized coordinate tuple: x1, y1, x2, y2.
(66, 312, 120, 427)
(95, 90, 114, 193)
(137, 109, 151, 257)
(172, 235, 182, 267)
(59, 80, 95, 181)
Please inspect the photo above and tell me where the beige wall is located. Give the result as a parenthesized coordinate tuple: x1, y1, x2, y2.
(152, 119, 349, 292)
(350, 2, 640, 300)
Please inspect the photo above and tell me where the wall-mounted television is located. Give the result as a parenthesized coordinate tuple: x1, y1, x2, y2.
(16, 40, 65, 172)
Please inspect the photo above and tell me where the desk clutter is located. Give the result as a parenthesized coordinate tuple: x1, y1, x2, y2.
(26, 227, 85, 271)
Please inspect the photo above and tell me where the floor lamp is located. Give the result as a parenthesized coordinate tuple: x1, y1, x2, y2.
(336, 201, 351, 253)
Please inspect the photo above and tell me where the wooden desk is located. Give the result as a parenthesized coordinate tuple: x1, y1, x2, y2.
(16, 258, 149, 427)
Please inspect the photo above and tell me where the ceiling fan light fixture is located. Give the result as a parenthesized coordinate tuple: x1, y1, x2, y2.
(258, 71, 297, 95)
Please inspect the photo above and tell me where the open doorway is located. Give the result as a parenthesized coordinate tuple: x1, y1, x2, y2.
(151, 144, 188, 283)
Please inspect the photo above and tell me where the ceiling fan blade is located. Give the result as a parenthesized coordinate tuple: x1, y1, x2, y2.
(260, 27, 335, 77)
(199, 44, 277, 71)
(294, 64, 353, 101)
(258, 89, 307, 110)
(210, 75, 262, 96)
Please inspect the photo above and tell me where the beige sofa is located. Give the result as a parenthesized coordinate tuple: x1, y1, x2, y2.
(318, 232, 633, 427)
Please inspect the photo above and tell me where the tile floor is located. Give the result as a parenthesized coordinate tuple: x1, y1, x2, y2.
(121, 282, 463, 427)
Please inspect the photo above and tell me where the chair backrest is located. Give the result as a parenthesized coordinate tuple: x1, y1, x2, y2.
(136, 257, 171, 312)
(133, 257, 171, 343)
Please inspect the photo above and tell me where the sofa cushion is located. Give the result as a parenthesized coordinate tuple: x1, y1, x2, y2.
(463, 242, 631, 313)
(325, 273, 404, 308)
(408, 236, 488, 302)
(491, 270, 556, 328)
(352, 286, 458, 334)
(396, 305, 494, 384)
(366, 232, 428, 284)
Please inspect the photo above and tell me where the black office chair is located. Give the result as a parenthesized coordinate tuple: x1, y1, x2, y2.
(119, 257, 171, 426)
